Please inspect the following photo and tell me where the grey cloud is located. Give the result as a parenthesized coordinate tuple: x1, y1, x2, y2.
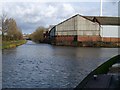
(2, 2, 118, 34)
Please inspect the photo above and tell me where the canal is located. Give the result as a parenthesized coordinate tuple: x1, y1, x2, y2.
(2, 40, 119, 88)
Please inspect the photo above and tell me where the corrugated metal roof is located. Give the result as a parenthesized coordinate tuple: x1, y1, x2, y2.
(84, 16, 120, 26)
(56, 14, 120, 26)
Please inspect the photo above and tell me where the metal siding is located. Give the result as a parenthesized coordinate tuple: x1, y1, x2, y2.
(55, 15, 101, 43)
(85, 16, 120, 25)
(77, 16, 100, 36)
(56, 15, 77, 36)
(78, 18, 99, 31)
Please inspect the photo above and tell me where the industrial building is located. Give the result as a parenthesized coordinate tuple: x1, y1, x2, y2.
(49, 14, 120, 46)
(49, 14, 101, 46)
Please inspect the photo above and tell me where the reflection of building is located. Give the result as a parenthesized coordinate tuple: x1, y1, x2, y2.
(49, 14, 101, 46)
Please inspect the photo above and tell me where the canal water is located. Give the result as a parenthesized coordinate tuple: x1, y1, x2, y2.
(2, 41, 118, 88)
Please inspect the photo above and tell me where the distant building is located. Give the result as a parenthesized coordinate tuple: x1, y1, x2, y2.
(49, 14, 101, 46)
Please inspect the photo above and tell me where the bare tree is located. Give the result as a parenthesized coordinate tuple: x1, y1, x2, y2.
(1, 13, 7, 35)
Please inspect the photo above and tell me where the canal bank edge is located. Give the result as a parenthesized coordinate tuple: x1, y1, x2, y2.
(2, 40, 27, 49)
(75, 54, 120, 89)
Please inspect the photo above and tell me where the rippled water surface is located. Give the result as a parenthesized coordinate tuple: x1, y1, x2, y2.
(2, 41, 118, 88)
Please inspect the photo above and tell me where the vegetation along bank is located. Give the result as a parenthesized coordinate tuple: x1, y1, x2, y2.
(1, 15, 26, 49)
(2, 40, 27, 49)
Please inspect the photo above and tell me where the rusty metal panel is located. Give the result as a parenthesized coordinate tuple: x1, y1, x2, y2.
(85, 16, 120, 25)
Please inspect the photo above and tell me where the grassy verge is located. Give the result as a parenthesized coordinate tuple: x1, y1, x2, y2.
(2, 40, 27, 49)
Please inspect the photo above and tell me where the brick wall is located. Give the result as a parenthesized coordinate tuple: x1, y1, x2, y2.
(77, 36, 101, 42)
(56, 35, 74, 42)
(102, 37, 120, 42)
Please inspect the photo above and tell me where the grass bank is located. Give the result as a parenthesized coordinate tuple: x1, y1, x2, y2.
(2, 40, 27, 49)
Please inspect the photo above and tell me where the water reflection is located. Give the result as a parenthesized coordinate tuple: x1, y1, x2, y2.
(2, 40, 118, 88)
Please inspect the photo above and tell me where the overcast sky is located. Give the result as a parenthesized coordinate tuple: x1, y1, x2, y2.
(1, 0, 119, 37)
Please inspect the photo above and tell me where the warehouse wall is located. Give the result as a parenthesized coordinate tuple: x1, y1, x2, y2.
(77, 16, 100, 42)
(56, 15, 78, 36)
(101, 25, 119, 38)
(77, 16, 100, 36)
(55, 35, 75, 45)
(49, 15, 101, 45)
(53, 15, 100, 37)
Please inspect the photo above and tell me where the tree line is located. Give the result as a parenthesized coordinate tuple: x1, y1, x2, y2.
(29, 26, 48, 43)
(1, 15, 23, 41)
